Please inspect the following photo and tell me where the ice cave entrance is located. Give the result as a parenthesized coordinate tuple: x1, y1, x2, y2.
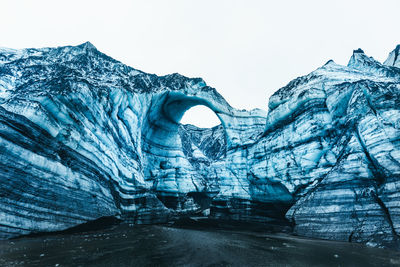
(180, 105, 221, 128)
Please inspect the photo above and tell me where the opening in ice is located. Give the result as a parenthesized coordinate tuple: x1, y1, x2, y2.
(180, 105, 221, 128)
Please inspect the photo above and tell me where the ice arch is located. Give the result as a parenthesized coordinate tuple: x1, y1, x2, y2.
(140, 84, 267, 211)
(139, 89, 234, 209)
(142, 91, 230, 155)
(141, 89, 234, 177)
(141, 85, 267, 172)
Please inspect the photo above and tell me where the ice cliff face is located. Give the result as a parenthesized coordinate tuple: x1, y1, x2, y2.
(0, 43, 399, 248)
(0, 42, 267, 238)
(384, 45, 400, 68)
(264, 48, 400, 248)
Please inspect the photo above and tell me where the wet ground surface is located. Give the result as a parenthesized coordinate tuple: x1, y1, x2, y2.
(0, 221, 399, 267)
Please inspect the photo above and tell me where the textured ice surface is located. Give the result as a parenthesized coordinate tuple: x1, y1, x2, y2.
(384, 45, 400, 68)
(0, 42, 399, 248)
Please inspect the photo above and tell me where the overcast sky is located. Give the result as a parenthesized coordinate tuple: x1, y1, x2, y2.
(1, 0, 400, 127)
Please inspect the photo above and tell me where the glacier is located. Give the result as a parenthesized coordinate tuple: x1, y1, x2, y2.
(0, 42, 399, 248)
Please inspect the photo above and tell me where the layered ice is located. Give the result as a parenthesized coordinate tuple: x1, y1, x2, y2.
(0, 42, 399, 248)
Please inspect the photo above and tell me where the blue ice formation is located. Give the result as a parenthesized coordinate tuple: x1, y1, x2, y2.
(0, 42, 399, 248)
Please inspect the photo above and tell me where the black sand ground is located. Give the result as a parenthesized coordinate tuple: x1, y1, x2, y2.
(0, 220, 399, 267)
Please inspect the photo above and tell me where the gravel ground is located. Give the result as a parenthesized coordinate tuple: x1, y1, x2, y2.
(0, 223, 399, 267)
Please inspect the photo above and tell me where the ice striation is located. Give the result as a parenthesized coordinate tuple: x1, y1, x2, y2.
(384, 45, 400, 68)
(0, 42, 399, 248)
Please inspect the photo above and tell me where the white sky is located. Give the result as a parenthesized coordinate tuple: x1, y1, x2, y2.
(1, 0, 400, 127)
